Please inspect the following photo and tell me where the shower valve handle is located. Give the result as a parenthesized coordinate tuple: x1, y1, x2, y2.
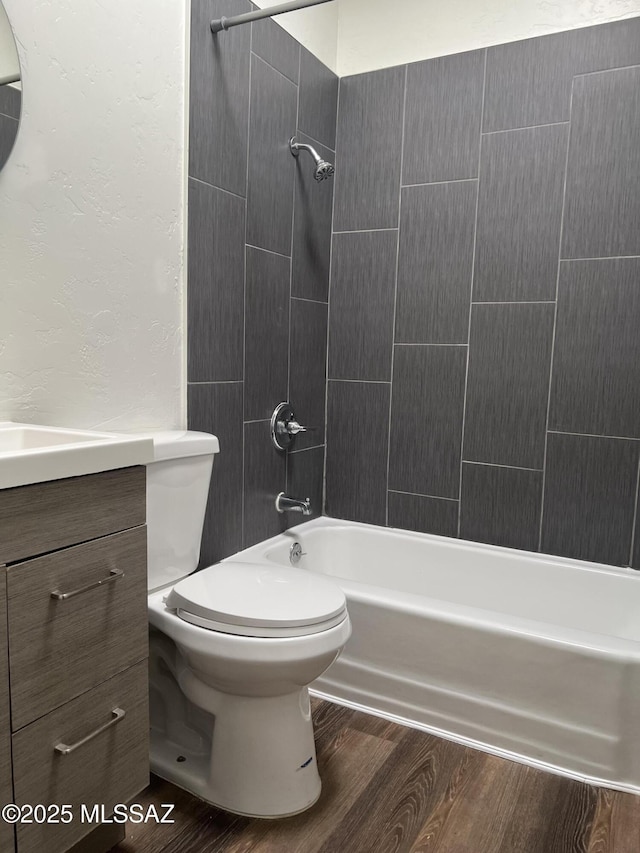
(271, 402, 308, 450)
(283, 418, 307, 436)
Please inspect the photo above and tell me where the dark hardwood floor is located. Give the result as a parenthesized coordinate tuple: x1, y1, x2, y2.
(112, 699, 640, 853)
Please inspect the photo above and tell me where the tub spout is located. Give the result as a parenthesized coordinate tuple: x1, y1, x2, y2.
(275, 492, 312, 515)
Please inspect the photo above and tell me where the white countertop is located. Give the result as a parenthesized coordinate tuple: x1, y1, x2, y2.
(0, 422, 154, 489)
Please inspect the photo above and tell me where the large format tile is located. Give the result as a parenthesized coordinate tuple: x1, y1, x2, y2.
(473, 124, 568, 302)
(549, 258, 640, 440)
(291, 132, 334, 302)
(298, 47, 338, 150)
(246, 54, 297, 255)
(243, 421, 287, 548)
(541, 433, 639, 566)
(389, 346, 467, 499)
(388, 492, 459, 538)
(333, 67, 405, 232)
(325, 381, 390, 525)
(484, 17, 640, 132)
(0, 115, 18, 171)
(562, 67, 640, 260)
(190, 0, 251, 196)
(396, 182, 476, 344)
(287, 447, 325, 524)
(244, 247, 290, 421)
(459, 464, 542, 552)
(463, 303, 555, 469)
(0, 84, 20, 119)
(402, 50, 484, 184)
(188, 179, 245, 382)
(329, 230, 397, 381)
(188, 382, 244, 564)
(251, 16, 299, 84)
(289, 298, 328, 450)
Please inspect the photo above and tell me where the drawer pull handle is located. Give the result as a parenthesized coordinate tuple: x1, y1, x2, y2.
(54, 708, 126, 755)
(50, 568, 124, 601)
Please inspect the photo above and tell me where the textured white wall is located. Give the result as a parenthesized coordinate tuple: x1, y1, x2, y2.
(336, 0, 640, 76)
(254, 0, 339, 71)
(0, 0, 187, 431)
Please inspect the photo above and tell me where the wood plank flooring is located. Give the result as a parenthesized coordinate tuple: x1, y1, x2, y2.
(111, 699, 640, 853)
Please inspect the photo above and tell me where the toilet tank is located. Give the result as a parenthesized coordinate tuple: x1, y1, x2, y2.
(146, 431, 219, 592)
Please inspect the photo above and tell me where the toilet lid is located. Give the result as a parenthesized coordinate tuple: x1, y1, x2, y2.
(165, 562, 347, 638)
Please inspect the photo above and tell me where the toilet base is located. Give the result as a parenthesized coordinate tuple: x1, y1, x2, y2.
(151, 743, 321, 819)
(150, 655, 322, 817)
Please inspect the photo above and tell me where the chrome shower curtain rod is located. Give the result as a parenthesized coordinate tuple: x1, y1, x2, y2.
(211, 0, 334, 34)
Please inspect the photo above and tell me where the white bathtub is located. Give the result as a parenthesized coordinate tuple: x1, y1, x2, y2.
(224, 517, 640, 793)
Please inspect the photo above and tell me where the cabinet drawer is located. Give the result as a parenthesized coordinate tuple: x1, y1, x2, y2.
(8, 527, 148, 730)
(0, 466, 145, 564)
(13, 661, 149, 853)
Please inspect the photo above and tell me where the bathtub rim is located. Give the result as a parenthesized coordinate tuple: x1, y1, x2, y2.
(229, 515, 639, 581)
(223, 517, 640, 659)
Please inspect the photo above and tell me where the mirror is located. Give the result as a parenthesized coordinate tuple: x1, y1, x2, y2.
(0, 0, 21, 172)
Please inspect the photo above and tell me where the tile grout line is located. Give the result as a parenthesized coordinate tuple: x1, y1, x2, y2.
(188, 175, 247, 201)
(389, 489, 459, 503)
(333, 227, 399, 235)
(291, 296, 328, 306)
(457, 48, 487, 538)
(246, 243, 291, 260)
(322, 74, 341, 518)
(472, 300, 557, 305)
(401, 178, 478, 189)
(295, 127, 335, 156)
(187, 380, 243, 385)
(385, 63, 408, 528)
(329, 378, 392, 385)
(560, 254, 640, 263)
(290, 444, 326, 456)
(463, 460, 544, 473)
(241, 21, 254, 550)
(250, 49, 298, 89)
(574, 61, 640, 80)
(538, 83, 574, 552)
(628, 454, 640, 568)
(395, 342, 467, 347)
(549, 430, 640, 442)
(482, 120, 570, 136)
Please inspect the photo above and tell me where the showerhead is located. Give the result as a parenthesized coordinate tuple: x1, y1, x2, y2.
(313, 158, 335, 182)
(289, 136, 335, 182)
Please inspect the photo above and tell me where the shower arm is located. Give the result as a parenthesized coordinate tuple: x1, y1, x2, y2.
(211, 0, 334, 34)
(289, 139, 320, 160)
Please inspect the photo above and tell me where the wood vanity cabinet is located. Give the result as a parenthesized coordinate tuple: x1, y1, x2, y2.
(0, 466, 150, 853)
(0, 572, 13, 853)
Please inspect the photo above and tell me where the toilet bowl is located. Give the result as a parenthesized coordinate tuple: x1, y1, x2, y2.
(144, 431, 351, 818)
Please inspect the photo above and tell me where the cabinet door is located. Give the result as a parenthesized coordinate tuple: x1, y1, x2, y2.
(0, 571, 15, 853)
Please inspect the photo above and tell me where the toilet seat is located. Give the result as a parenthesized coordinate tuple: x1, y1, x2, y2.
(165, 562, 348, 638)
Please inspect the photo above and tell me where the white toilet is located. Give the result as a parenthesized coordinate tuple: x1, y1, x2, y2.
(145, 431, 351, 818)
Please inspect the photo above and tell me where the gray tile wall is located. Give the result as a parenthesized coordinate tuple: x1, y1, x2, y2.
(188, 8, 640, 570)
(187, 1, 336, 564)
(0, 85, 20, 172)
(325, 17, 640, 568)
